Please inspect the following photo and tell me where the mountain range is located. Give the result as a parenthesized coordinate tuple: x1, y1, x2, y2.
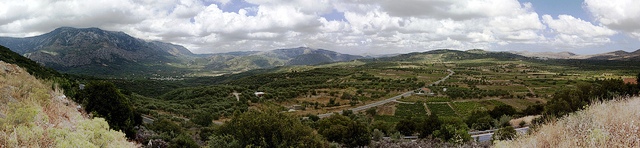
(0, 27, 637, 78)
(0, 27, 362, 78)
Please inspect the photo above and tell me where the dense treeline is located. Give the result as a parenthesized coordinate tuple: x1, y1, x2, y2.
(137, 85, 251, 123)
(544, 78, 640, 117)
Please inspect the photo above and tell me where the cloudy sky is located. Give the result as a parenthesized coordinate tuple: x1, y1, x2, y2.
(1, 0, 639, 55)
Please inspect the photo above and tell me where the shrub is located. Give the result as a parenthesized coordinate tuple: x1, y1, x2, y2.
(216, 108, 326, 147)
(492, 126, 516, 141)
(489, 105, 517, 119)
(75, 81, 139, 138)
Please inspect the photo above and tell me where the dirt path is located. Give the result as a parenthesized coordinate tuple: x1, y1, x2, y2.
(447, 102, 461, 116)
(525, 86, 536, 96)
(423, 103, 431, 115)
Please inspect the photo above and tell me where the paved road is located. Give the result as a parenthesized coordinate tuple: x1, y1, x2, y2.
(471, 127, 529, 142)
(141, 115, 155, 124)
(318, 69, 455, 118)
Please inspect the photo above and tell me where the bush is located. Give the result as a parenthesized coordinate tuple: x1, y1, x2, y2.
(75, 81, 139, 138)
(372, 129, 384, 141)
(396, 118, 417, 136)
(465, 110, 493, 131)
(492, 126, 516, 141)
(489, 105, 517, 119)
(216, 108, 326, 147)
(418, 114, 441, 138)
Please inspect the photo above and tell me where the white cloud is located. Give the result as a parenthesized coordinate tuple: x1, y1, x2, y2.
(542, 14, 616, 48)
(584, 0, 640, 40)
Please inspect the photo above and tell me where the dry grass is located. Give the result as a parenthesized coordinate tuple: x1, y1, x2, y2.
(495, 97, 640, 148)
(509, 115, 541, 128)
(0, 61, 137, 147)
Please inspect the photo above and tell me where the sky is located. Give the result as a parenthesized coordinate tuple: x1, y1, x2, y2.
(1, 0, 639, 55)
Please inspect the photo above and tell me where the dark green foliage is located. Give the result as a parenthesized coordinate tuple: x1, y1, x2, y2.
(170, 134, 199, 148)
(192, 113, 214, 127)
(216, 108, 325, 148)
(76, 81, 139, 138)
(307, 114, 320, 122)
(366, 107, 377, 116)
(343, 120, 371, 147)
(489, 105, 517, 119)
(371, 120, 394, 135)
(444, 86, 509, 99)
(418, 114, 441, 138)
(317, 114, 371, 147)
(522, 104, 544, 115)
(342, 109, 354, 117)
(465, 110, 493, 131)
(492, 126, 517, 141)
(637, 73, 640, 87)
(432, 118, 471, 143)
(138, 85, 250, 121)
(207, 134, 241, 148)
(544, 88, 586, 116)
(396, 118, 418, 136)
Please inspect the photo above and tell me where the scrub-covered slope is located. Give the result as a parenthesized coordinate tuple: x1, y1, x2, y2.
(495, 97, 640, 147)
(0, 61, 136, 147)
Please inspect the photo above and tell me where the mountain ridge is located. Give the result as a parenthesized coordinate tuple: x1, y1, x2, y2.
(0, 27, 364, 77)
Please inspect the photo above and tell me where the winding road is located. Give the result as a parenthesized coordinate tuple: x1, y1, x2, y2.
(318, 69, 455, 118)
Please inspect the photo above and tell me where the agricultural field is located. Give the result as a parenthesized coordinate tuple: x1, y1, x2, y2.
(426, 103, 457, 117)
(452, 101, 486, 118)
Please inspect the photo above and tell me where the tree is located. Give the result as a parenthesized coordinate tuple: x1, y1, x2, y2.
(522, 104, 544, 116)
(366, 107, 377, 116)
(343, 121, 371, 147)
(207, 134, 241, 148)
(544, 88, 585, 116)
(433, 124, 471, 144)
(317, 114, 370, 147)
(489, 105, 517, 119)
(217, 108, 325, 147)
(76, 81, 139, 138)
(418, 114, 441, 138)
(372, 129, 384, 141)
(465, 110, 493, 131)
(396, 118, 417, 136)
(637, 72, 640, 88)
(432, 117, 471, 143)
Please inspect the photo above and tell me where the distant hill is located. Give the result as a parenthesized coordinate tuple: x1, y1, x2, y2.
(509, 51, 577, 59)
(0, 27, 194, 77)
(196, 47, 363, 71)
(585, 49, 640, 61)
(369, 49, 529, 63)
(510, 49, 640, 61)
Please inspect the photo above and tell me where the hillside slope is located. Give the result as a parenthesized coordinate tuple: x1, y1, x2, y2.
(495, 97, 640, 147)
(0, 61, 135, 147)
(0, 27, 194, 77)
(198, 47, 363, 72)
(0, 45, 61, 79)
